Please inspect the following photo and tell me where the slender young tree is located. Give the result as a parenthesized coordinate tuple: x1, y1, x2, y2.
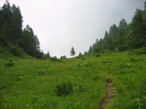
(70, 47, 75, 57)
(47, 51, 50, 58)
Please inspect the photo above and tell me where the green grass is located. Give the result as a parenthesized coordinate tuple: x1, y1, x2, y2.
(0, 51, 146, 109)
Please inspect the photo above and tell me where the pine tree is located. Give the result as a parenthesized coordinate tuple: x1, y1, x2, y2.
(10, 5, 23, 44)
(129, 9, 146, 48)
(22, 25, 41, 57)
(70, 47, 75, 57)
(0, 1, 43, 58)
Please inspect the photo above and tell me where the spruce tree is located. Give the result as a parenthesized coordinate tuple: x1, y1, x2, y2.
(70, 47, 75, 57)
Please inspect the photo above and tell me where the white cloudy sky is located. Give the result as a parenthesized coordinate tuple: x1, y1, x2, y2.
(0, 0, 145, 57)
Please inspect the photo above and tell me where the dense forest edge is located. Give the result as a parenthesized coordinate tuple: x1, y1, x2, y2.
(0, 1, 146, 59)
(0, 1, 43, 58)
(88, 2, 146, 55)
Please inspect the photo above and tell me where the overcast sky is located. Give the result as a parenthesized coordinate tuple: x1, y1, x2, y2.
(0, 0, 145, 57)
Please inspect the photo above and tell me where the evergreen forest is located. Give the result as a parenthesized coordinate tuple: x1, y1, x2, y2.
(88, 7, 146, 54)
(0, 1, 43, 58)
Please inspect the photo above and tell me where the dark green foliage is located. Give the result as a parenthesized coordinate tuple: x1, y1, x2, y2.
(119, 18, 127, 29)
(21, 25, 40, 57)
(70, 47, 76, 57)
(60, 55, 67, 59)
(10, 45, 23, 57)
(5, 62, 14, 67)
(36, 51, 44, 59)
(130, 58, 138, 62)
(78, 52, 83, 57)
(96, 54, 101, 57)
(55, 82, 73, 96)
(88, 3, 146, 54)
(41, 52, 51, 60)
(41, 54, 49, 60)
(128, 9, 146, 49)
(10, 4, 23, 44)
(0, 1, 42, 58)
(50, 56, 58, 61)
(89, 22, 128, 54)
(88, 46, 93, 54)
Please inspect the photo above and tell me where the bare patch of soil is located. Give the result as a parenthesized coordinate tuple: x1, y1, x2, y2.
(98, 80, 117, 109)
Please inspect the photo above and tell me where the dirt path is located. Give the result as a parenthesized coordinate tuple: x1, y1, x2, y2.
(98, 80, 117, 109)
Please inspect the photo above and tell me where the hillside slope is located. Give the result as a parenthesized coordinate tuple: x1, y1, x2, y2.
(0, 51, 146, 109)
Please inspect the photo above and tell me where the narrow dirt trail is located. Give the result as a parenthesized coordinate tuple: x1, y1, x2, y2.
(98, 80, 117, 109)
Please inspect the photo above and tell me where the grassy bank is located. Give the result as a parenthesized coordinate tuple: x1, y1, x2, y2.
(0, 51, 146, 109)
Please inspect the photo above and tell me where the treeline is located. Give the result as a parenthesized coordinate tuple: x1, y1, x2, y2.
(0, 1, 43, 58)
(88, 3, 146, 54)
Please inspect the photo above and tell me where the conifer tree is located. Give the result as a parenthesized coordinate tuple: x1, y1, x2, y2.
(70, 47, 75, 57)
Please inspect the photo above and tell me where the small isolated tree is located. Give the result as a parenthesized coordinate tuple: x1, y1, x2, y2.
(47, 51, 50, 58)
(70, 47, 75, 57)
(78, 52, 83, 57)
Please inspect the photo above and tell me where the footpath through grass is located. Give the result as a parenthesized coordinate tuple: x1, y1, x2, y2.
(0, 51, 146, 109)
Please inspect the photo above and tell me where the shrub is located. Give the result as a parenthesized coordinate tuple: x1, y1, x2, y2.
(5, 62, 14, 67)
(41, 54, 49, 60)
(130, 58, 138, 62)
(96, 54, 101, 57)
(50, 56, 58, 61)
(60, 55, 67, 59)
(55, 81, 73, 96)
(10, 45, 23, 57)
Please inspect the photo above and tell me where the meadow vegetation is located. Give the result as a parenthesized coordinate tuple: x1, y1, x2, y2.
(0, 51, 146, 109)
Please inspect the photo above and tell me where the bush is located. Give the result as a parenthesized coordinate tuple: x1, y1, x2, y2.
(96, 54, 101, 57)
(60, 55, 67, 59)
(10, 45, 23, 57)
(130, 58, 138, 62)
(5, 62, 14, 67)
(50, 56, 58, 61)
(55, 81, 73, 96)
(41, 54, 50, 60)
(36, 51, 44, 59)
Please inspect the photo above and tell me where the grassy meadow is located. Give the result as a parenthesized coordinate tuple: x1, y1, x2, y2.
(0, 51, 146, 109)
